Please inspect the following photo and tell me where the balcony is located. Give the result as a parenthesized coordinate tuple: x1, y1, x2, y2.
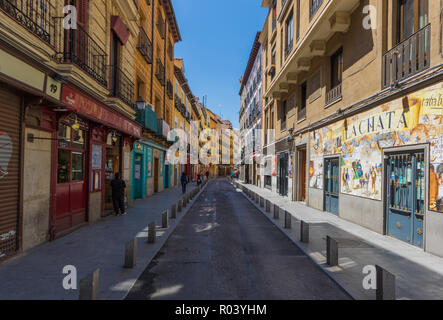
(166, 80, 173, 100)
(110, 65, 135, 108)
(136, 105, 158, 133)
(325, 83, 342, 106)
(155, 58, 165, 86)
(157, 119, 171, 140)
(137, 27, 153, 64)
(54, 18, 108, 87)
(297, 107, 306, 122)
(382, 24, 431, 89)
(0, 0, 54, 45)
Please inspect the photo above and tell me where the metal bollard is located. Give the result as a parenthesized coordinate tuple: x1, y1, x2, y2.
(376, 265, 396, 300)
(79, 269, 100, 300)
(300, 221, 309, 243)
(124, 238, 137, 268)
(326, 236, 339, 266)
(273, 204, 280, 220)
(265, 200, 271, 213)
(183, 196, 188, 207)
(171, 204, 177, 219)
(148, 221, 157, 243)
(162, 210, 169, 229)
(178, 200, 183, 212)
(284, 211, 292, 229)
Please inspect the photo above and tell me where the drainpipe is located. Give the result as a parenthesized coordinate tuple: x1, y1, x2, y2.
(163, 14, 167, 121)
(150, 0, 155, 104)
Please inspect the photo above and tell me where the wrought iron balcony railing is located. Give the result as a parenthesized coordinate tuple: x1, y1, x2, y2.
(136, 104, 158, 133)
(297, 107, 306, 122)
(54, 18, 108, 87)
(166, 80, 173, 100)
(0, 0, 54, 45)
(155, 58, 165, 86)
(382, 24, 431, 89)
(110, 65, 135, 108)
(137, 27, 153, 64)
(326, 83, 342, 106)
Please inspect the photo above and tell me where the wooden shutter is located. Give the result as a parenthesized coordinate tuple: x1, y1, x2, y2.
(77, 0, 89, 29)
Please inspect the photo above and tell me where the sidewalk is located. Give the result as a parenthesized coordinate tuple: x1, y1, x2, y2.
(234, 180, 443, 300)
(0, 181, 207, 300)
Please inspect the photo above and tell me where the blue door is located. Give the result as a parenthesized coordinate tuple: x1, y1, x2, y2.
(134, 154, 143, 199)
(386, 152, 425, 248)
(164, 165, 170, 189)
(324, 158, 339, 215)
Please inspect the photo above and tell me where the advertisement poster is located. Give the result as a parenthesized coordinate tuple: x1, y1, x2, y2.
(309, 83, 443, 212)
(91, 144, 102, 170)
(147, 148, 153, 177)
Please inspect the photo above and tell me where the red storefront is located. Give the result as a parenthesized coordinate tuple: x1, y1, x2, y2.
(48, 85, 141, 238)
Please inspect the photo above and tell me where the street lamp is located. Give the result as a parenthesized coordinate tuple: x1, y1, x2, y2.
(136, 96, 145, 110)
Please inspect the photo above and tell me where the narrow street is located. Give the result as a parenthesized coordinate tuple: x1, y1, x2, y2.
(126, 179, 350, 300)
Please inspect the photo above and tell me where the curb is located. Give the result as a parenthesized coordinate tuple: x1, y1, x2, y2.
(121, 181, 210, 300)
(231, 181, 355, 300)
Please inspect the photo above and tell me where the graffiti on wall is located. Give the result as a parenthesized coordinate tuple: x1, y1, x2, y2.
(0, 131, 12, 179)
(309, 83, 443, 211)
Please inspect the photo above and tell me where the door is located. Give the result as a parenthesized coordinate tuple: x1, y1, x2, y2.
(0, 88, 21, 258)
(298, 148, 307, 202)
(279, 154, 288, 196)
(55, 122, 87, 233)
(164, 165, 169, 189)
(154, 157, 159, 193)
(324, 158, 339, 215)
(134, 153, 143, 199)
(386, 152, 425, 248)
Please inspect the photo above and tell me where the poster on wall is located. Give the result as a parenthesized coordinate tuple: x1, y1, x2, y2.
(147, 148, 153, 177)
(91, 144, 102, 170)
(309, 83, 443, 212)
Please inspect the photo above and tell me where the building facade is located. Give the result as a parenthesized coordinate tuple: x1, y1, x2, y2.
(255, 0, 443, 256)
(239, 33, 264, 188)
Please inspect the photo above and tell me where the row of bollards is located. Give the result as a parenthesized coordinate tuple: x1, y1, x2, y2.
(79, 181, 208, 300)
(241, 183, 396, 300)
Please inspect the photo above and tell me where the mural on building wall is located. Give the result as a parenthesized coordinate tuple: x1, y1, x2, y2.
(310, 83, 443, 211)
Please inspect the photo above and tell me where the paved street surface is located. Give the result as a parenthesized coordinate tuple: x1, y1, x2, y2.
(126, 179, 350, 300)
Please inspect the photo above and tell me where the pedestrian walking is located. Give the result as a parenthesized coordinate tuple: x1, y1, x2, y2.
(205, 170, 209, 181)
(181, 172, 189, 194)
(111, 173, 126, 216)
(197, 173, 202, 186)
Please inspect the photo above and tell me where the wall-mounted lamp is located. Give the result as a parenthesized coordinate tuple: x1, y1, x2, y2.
(136, 96, 145, 110)
(112, 131, 118, 143)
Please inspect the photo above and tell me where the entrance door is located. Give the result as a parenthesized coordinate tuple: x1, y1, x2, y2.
(134, 153, 143, 199)
(324, 158, 339, 215)
(278, 154, 288, 196)
(386, 152, 425, 248)
(164, 165, 169, 189)
(298, 148, 307, 202)
(154, 158, 159, 193)
(55, 123, 87, 233)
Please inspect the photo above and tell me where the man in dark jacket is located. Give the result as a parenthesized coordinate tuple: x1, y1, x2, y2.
(181, 172, 189, 194)
(111, 173, 126, 216)
(205, 170, 209, 180)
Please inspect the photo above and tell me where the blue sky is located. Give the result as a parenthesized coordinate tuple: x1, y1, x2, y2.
(173, 0, 267, 128)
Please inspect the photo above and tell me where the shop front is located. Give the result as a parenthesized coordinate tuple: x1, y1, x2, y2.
(57, 85, 141, 235)
(308, 83, 443, 253)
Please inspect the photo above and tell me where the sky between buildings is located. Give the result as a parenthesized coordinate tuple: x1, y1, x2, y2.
(173, 0, 267, 129)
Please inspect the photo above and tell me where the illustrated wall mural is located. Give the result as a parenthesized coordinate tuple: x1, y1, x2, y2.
(309, 83, 443, 212)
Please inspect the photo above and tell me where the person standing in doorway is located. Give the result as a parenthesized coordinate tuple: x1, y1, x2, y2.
(111, 173, 126, 216)
(181, 172, 189, 194)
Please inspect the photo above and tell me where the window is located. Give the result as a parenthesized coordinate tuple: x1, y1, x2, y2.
(299, 82, 307, 121)
(398, 0, 428, 42)
(310, 0, 323, 19)
(281, 100, 287, 131)
(331, 48, 343, 89)
(285, 12, 294, 57)
(57, 123, 86, 184)
(296, 0, 300, 40)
